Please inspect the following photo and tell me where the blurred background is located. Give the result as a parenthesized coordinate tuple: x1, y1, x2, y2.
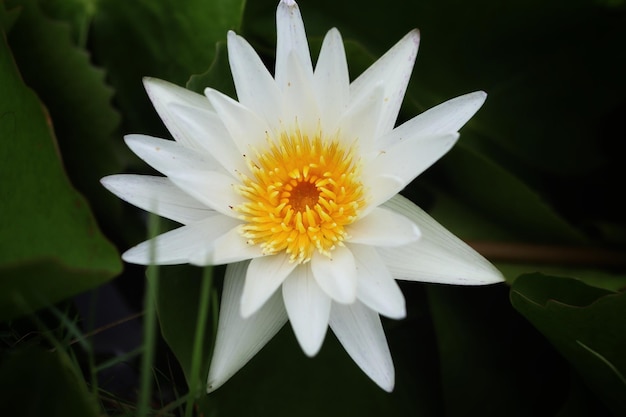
(1, 0, 625, 415)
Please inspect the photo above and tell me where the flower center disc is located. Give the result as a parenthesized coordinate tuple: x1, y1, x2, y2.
(236, 129, 365, 264)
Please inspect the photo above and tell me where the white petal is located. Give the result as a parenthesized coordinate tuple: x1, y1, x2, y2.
(329, 300, 394, 392)
(122, 215, 239, 265)
(282, 265, 331, 356)
(241, 254, 297, 318)
(167, 169, 245, 218)
(227, 31, 283, 131)
(380, 195, 505, 285)
(189, 225, 265, 266)
(167, 103, 246, 175)
(379, 91, 487, 150)
(142, 78, 215, 150)
(351, 244, 406, 319)
(311, 246, 357, 304)
(101, 175, 213, 225)
(362, 133, 459, 204)
(350, 30, 420, 138)
(281, 52, 319, 133)
(125, 134, 221, 175)
(335, 84, 383, 153)
(313, 28, 349, 131)
(275, 0, 313, 91)
(205, 88, 271, 155)
(346, 207, 420, 247)
(362, 175, 405, 214)
(207, 261, 288, 393)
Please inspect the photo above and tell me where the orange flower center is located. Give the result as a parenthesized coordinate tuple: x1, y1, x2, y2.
(235, 128, 365, 264)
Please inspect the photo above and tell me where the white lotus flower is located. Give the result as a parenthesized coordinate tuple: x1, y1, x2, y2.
(102, 0, 503, 393)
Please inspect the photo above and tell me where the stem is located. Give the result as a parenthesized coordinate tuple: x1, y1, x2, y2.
(137, 213, 161, 417)
(184, 266, 214, 417)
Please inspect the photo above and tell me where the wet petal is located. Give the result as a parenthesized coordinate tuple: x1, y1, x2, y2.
(329, 300, 394, 392)
(311, 246, 357, 304)
(283, 265, 331, 356)
(207, 261, 288, 393)
(101, 175, 213, 225)
(380, 195, 505, 285)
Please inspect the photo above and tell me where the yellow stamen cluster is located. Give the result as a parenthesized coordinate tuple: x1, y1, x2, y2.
(235, 128, 365, 264)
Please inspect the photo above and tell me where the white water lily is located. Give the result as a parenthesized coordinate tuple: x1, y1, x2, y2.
(102, 0, 503, 392)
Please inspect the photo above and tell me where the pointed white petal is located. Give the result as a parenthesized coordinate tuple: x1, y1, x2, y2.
(336, 84, 383, 152)
(167, 103, 246, 175)
(311, 246, 357, 304)
(122, 215, 239, 265)
(362, 175, 405, 214)
(350, 30, 420, 138)
(101, 175, 213, 225)
(166, 169, 244, 218)
(143, 77, 215, 150)
(362, 133, 459, 204)
(227, 31, 283, 131)
(282, 265, 331, 356)
(189, 225, 265, 266)
(205, 88, 271, 155)
(275, 0, 313, 90)
(346, 207, 420, 247)
(381, 195, 505, 285)
(379, 91, 487, 150)
(329, 301, 395, 392)
(281, 52, 319, 133)
(351, 244, 406, 319)
(207, 261, 288, 393)
(313, 28, 349, 131)
(241, 254, 297, 318)
(125, 134, 222, 175)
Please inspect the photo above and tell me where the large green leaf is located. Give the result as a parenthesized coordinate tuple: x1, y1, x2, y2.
(6, 0, 125, 235)
(0, 26, 121, 320)
(511, 273, 626, 415)
(91, 0, 246, 136)
(0, 347, 100, 417)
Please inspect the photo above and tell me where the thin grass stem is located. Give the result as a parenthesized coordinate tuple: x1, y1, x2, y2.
(184, 266, 214, 417)
(137, 213, 161, 417)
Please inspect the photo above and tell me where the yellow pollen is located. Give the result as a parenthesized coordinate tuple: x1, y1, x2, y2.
(235, 128, 365, 264)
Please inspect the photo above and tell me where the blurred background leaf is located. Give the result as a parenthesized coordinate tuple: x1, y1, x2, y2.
(0, 347, 100, 417)
(511, 273, 626, 415)
(90, 0, 246, 138)
(0, 14, 121, 320)
(6, 0, 125, 237)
